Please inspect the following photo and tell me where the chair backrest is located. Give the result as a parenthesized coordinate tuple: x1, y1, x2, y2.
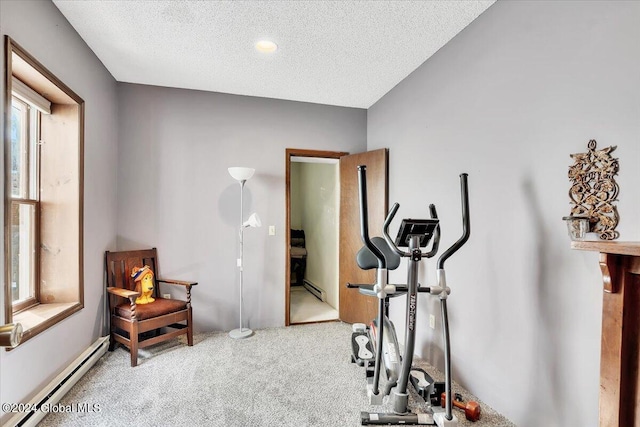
(291, 229, 306, 248)
(105, 248, 160, 296)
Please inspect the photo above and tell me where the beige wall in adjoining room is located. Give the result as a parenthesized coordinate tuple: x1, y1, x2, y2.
(296, 162, 339, 310)
(290, 162, 302, 230)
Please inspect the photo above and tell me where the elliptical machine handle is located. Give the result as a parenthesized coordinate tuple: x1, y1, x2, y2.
(424, 204, 441, 258)
(436, 173, 471, 270)
(383, 202, 441, 259)
(357, 165, 388, 397)
(383, 203, 410, 257)
(358, 165, 386, 269)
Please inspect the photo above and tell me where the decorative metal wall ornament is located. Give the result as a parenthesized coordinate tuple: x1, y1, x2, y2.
(568, 140, 620, 240)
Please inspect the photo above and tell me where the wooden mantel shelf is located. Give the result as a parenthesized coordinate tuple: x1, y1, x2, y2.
(571, 240, 640, 256)
(571, 241, 640, 427)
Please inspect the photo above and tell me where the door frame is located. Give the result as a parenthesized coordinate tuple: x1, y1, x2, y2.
(285, 148, 348, 326)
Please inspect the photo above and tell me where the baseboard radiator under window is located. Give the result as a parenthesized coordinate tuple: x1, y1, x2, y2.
(303, 279, 326, 302)
(6, 336, 109, 427)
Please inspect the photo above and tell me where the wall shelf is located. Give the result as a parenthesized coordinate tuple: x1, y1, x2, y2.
(571, 241, 640, 257)
(572, 241, 640, 426)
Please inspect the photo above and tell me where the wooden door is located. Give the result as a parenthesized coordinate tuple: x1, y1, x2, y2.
(339, 148, 388, 324)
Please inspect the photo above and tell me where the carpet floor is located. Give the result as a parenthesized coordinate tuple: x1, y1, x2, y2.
(38, 322, 515, 427)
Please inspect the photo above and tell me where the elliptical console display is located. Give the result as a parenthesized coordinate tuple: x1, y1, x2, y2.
(394, 219, 439, 248)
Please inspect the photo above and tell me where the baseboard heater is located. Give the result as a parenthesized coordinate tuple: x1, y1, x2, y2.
(303, 279, 326, 302)
(6, 336, 109, 427)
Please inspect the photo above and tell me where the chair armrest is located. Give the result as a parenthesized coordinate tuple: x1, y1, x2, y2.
(156, 279, 196, 308)
(107, 287, 140, 299)
(157, 279, 198, 287)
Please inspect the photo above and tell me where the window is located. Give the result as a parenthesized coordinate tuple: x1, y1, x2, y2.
(10, 95, 39, 312)
(4, 36, 84, 345)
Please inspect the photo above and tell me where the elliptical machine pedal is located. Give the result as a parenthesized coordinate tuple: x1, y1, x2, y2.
(351, 331, 374, 366)
(349, 327, 377, 379)
(409, 367, 435, 401)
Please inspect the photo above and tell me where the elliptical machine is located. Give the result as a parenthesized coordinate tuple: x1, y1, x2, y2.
(348, 165, 471, 426)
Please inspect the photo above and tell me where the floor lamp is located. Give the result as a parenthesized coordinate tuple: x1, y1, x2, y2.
(228, 167, 261, 339)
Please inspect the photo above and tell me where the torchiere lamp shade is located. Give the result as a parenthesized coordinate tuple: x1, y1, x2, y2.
(228, 167, 255, 181)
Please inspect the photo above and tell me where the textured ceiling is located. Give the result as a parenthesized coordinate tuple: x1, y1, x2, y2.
(52, 1, 494, 109)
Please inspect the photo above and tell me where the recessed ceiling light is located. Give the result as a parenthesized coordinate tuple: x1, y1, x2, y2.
(255, 40, 278, 53)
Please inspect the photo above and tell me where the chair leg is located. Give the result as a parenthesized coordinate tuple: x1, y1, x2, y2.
(130, 323, 139, 367)
(109, 326, 117, 352)
(187, 308, 193, 346)
(299, 259, 306, 286)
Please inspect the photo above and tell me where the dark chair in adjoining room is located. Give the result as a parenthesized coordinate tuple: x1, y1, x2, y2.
(290, 229, 307, 286)
(105, 248, 197, 367)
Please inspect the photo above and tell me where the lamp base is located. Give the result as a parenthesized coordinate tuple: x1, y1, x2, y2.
(229, 328, 253, 339)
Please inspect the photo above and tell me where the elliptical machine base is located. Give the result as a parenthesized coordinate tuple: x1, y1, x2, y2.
(434, 412, 459, 427)
(361, 411, 435, 425)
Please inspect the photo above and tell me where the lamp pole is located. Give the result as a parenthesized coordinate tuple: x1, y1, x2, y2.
(238, 179, 246, 334)
(228, 167, 256, 339)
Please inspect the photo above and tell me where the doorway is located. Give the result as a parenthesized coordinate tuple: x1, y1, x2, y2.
(286, 149, 346, 325)
(285, 148, 389, 326)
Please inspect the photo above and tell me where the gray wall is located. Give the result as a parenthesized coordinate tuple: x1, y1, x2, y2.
(0, 0, 119, 420)
(116, 83, 366, 331)
(367, 1, 640, 426)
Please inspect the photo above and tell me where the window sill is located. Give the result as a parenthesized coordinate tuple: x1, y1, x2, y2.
(10, 302, 82, 348)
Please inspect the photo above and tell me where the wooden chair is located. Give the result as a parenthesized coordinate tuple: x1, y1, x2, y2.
(290, 229, 307, 286)
(105, 248, 196, 367)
